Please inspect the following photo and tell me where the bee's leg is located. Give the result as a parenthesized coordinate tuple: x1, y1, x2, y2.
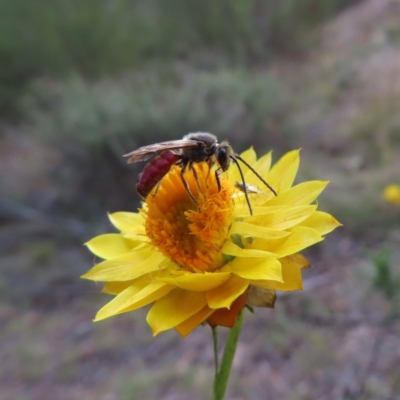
(205, 158, 214, 185)
(151, 181, 162, 198)
(214, 167, 222, 192)
(180, 162, 199, 207)
(189, 162, 206, 198)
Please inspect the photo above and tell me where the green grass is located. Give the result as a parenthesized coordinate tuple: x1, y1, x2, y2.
(24, 69, 289, 148)
(0, 0, 359, 117)
(370, 248, 400, 304)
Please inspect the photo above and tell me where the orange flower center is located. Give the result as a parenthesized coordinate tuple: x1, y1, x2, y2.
(141, 163, 235, 272)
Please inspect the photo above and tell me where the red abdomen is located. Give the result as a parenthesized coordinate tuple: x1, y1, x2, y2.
(136, 151, 180, 198)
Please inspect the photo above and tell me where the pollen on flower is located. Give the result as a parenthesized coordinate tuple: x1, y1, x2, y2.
(141, 163, 235, 272)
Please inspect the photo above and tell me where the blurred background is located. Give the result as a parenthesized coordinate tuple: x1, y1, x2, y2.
(2, 0, 400, 399)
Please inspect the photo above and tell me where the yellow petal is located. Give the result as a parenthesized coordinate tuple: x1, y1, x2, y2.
(230, 221, 291, 239)
(234, 190, 276, 211)
(229, 147, 257, 184)
(101, 265, 178, 295)
(247, 287, 276, 308)
(246, 151, 272, 185)
(222, 241, 277, 258)
(265, 180, 329, 207)
(251, 256, 303, 291)
(175, 306, 215, 338)
(85, 234, 137, 260)
(245, 205, 317, 230)
(239, 147, 258, 163)
(206, 275, 249, 309)
(121, 232, 148, 242)
(102, 280, 138, 295)
(283, 253, 311, 270)
(249, 226, 323, 257)
(95, 280, 174, 321)
(158, 271, 231, 292)
(147, 289, 207, 335)
(81, 248, 165, 281)
(266, 150, 300, 193)
(235, 205, 285, 218)
(222, 257, 283, 282)
(300, 211, 342, 235)
(108, 212, 144, 233)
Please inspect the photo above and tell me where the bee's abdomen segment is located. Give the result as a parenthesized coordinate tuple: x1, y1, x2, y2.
(136, 151, 180, 198)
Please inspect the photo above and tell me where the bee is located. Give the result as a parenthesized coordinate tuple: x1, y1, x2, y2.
(123, 132, 277, 215)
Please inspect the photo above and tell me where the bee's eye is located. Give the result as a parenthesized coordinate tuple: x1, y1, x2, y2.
(216, 147, 230, 170)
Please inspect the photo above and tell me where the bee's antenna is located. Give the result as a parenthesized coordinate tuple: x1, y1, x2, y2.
(234, 154, 277, 196)
(230, 156, 253, 215)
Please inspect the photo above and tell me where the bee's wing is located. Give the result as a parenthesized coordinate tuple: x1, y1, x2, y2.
(123, 139, 199, 163)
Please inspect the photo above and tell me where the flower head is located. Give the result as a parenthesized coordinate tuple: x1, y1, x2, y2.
(83, 149, 341, 337)
(383, 184, 400, 205)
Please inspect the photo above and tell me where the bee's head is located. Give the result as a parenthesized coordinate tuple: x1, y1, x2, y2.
(215, 141, 233, 171)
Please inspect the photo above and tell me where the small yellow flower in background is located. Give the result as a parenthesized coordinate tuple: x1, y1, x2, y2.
(383, 184, 400, 205)
(82, 149, 341, 337)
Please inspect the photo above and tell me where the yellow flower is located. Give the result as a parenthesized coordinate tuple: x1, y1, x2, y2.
(82, 149, 341, 337)
(383, 184, 400, 205)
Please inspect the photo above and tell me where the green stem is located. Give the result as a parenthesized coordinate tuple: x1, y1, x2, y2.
(211, 311, 245, 400)
(212, 326, 219, 382)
